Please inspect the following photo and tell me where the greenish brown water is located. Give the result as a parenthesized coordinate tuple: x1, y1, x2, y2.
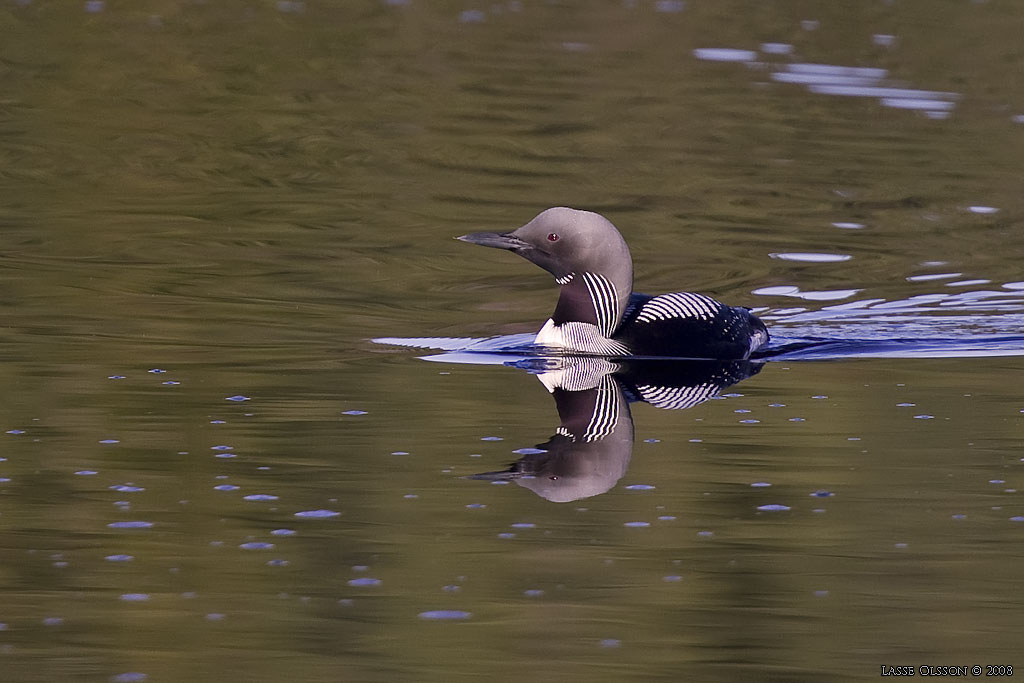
(2, 1, 1024, 681)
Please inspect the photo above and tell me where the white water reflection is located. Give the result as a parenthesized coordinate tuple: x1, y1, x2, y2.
(770, 253, 852, 263)
(693, 48, 757, 63)
(699, 47, 961, 117)
(752, 285, 861, 301)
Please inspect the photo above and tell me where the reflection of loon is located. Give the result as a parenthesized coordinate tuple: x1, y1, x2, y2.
(469, 357, 762, 502)
(458, 207, 768, 360)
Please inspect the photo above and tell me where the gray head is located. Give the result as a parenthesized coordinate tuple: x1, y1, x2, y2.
(458, 208, 634, 330)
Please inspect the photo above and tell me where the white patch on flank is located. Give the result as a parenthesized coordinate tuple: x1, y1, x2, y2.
(534, 319, 629, 356)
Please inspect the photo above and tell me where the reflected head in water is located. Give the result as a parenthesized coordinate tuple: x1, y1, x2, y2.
(468, 357, 762, 503)
(458, 207, 769, 360)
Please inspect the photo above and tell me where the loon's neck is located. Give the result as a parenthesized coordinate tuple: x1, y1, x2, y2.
(551, 271, 630, 337)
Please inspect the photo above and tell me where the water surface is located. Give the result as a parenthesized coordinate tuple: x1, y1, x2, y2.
(2, 1, 1023, 681)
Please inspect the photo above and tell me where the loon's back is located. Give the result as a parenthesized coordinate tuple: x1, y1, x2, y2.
(614, 292, 768, 360)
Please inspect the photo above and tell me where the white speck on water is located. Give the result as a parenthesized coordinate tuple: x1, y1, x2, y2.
(757, 504, 791, 512)
(225, 395, 250, 402)
(654, 0, 685, 12)
(625, 484, 655, 491)
(752, 285, 861, 301)
(107, 521, 153, 529)
(906, 272, 962, 282)
(243, 494, 279, 502)
(761, 42, 793, 54)
(832, 222, 864, 229)
(458, 9, 485, 23)
(693, 47, 757, 62)
(481, 436, 503, 441)
(510, 522, 536, 529)
(624, 521, 650, 528)
(342, 410, 367, 416)
(418, 610, 472, 620)
(967, 205, 999, 214)
(119, 593, 150, 602)
(599, 638, 622, 648)
(751, 482, 771, 488)
(348, 577, 382, 587)
(770, 252, 852, 263)
(294, 509, 340, 518)
(111, 673, 148, 683)
(105, 554, 134, 562)
(240, 542, 274, 550)
(945, 279, 991, 287)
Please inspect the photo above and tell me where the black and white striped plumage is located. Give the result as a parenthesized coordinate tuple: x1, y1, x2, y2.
(615, 290, 768, 360)
(458, 207, 768, 360)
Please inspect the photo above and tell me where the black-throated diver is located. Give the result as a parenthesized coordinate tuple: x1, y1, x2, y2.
(458, 207, 769, 359)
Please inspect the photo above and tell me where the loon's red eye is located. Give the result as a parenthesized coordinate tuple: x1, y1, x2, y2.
(547, 233, 560, 242)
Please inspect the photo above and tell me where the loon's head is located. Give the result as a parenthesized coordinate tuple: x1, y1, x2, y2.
(458, 208, 634, 333)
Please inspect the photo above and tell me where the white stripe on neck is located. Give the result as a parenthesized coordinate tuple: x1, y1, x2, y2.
(579, 272, 619, 336)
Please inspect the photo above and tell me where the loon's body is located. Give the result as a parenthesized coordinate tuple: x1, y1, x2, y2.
(458, 207, 768, 360)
